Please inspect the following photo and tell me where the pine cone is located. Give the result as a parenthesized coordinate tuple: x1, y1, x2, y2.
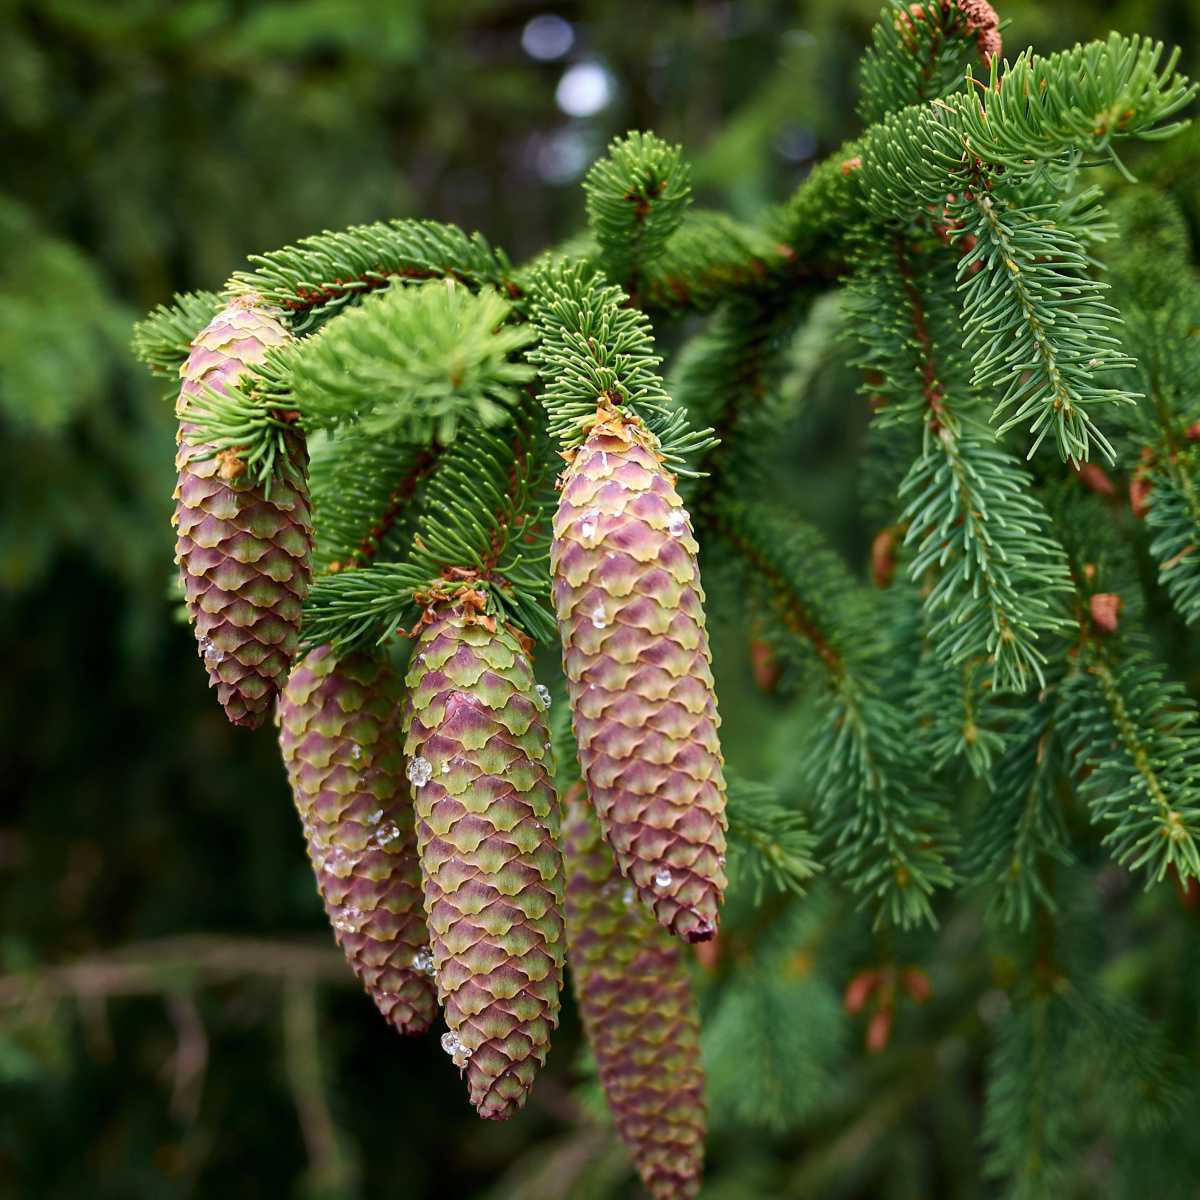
(174, 297, 312, 728)
(562, 783, 706, 1200)
(280, 644, 437, 1035)
(404, 606, 564, 1119)
(552, 407, 727, 942)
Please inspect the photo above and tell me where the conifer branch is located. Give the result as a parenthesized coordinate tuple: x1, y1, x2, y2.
(966, 685, 1071, 927)
(849, 236, 1074, 689)
(186, 281, 534, 487)
(715, 506, 957, 928)
(724, 776, 821, 902)
(955, 193, 1134, 465)
(1063, 638, 1200, 884)
(858, 0, 1001, 126)
(527, 260, 715, 467)
(130, 289, 224, 380)
(228, 218, 514, 332)
(303, 398, 555, 648)
(900, 418, 1074, 690)
(308, 434, 438, 574)
(583, 131, 692, 298)
(634, 211, 791, 312)
(1146, 453, 1200, 624)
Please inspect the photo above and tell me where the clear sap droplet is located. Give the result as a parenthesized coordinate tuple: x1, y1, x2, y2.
(579, 508, 600, 546)
(623, 885, 636, 907)
(407, 756, 433, 788)
(441, 1030, 472, 1067)
(654, 867, 673, 889)
(440, 761, 451, 775)
(323, 846, 356, 879)
(351, 744, 363, 761)
(372, 820, 401, 848)
(590, 604, 608, 630)
(668, 509, 689, 538)
(717, 854, 726, 869)
(599, 450, 609, 471)
(410, 946, 436, 976)
(199, 636, 225, 665)
(334, 905, 364, 933)
(534, 684, 552, 710)
(366, 808, 383, 825)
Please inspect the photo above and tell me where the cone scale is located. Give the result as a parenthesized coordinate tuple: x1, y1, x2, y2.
(551, 406, 727, 943)
(562, 783, 706, 1200)
(279, 645, 438, 1035)
(174, 297, 312, 728)
(403, 605, 565, 1120)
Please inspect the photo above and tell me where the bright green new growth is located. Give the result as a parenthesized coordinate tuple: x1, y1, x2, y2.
(130, 5, 1200, 1193)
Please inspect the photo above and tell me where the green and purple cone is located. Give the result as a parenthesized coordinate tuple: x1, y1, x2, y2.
(280, 644, 438, 1035)
(551, 406, 727, 943)
(404, 605, 565, 1120)
(174, 297, 312, 728)
(562, 783, 706, 1200)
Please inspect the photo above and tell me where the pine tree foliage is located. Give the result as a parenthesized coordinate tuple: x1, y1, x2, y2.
(129, 4, 1200, 1192)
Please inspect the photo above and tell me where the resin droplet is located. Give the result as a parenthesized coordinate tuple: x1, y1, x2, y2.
(441, 1030, 472, 1068)
(590, 603, 608, 630)
(334, 905, 364, 933)
(668, 509, 689, 538)
(199, 636, 225, 665)
(365, 808, 383, 825)
(440, 761, 451, 775)
(372, 820, 401, 848)
(579, 508, 600, 545)
(410, 946, 436, 976)
(534, 683, 552, 710)
(351, 744, 363, 761)
(322, 846, 356, 879)
(407, 756, 433, 788)
(599, 450, 609, 471)
(623, 885, 636, 907)
(654, 867, 673, 889)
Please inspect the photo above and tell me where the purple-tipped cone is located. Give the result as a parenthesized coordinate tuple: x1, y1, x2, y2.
(174, 297, 311, 728)
(551, 409, 727, 943)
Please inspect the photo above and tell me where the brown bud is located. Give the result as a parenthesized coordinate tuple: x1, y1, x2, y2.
(1075, 462, 1116, 497)
(216, 449, 247, 482)
(871, 528, 899, 589)
(866, 1006, 894, 1053)
(693, 936, 721, 972)
(901, 967, 932, 1004)
(749, 638, 781, 694)
(1089, 593, 1122, 635)
(844, 969, 881, 1015)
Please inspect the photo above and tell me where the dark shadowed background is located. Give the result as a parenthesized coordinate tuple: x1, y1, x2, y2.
(2, 2, 1198, 1198)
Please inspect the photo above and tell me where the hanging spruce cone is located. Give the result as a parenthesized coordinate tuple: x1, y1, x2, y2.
(174, 297, 312, 728)
(551, 404, 727, 943)
(280, 644, 438, 1035)
(562, 783, 706, 1200)
(403, 602, 565, 1119)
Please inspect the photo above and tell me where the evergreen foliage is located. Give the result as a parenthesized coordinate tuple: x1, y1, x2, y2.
(121, 2, 1200, 1195)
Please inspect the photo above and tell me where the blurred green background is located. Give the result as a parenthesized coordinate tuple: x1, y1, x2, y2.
(1, 2, 1197, 1198)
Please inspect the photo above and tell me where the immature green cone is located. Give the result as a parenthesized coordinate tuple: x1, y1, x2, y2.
(562, 783, 706, 1200)
(552, 404, 727, 943)
(279, 645, 437, 1035)
(404, 604, 565, 1120)
(174, 297, 312, 728)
